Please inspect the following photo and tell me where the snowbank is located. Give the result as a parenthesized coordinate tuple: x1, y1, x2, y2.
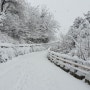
(0, 43, 45, 63)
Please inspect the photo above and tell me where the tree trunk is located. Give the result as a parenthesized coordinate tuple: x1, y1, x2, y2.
(1, 0, 6, 12)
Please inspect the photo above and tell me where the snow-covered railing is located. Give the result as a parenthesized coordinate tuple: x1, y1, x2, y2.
(0, 43, 44, 48)
(47, 49, 90, 85)
(0, 43, 46, 63)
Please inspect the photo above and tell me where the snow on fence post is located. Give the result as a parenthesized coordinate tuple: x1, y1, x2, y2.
(85, 72, 90, 85)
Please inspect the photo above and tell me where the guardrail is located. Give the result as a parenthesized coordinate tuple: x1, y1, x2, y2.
(0, 43, 44, 48)
(47, 50, 90, 85)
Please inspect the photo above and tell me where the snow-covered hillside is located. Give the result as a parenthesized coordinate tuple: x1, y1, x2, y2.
(0, 50, 89, 90)
(0, 31, 19, 44)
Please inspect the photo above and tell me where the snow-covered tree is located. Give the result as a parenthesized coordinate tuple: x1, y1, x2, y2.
(0, 0, 59, 43)
(25, 6, 59, 43)
(57, 11, 90, 61)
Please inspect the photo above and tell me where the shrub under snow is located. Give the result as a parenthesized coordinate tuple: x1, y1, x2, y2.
(0, 44, 45, 63)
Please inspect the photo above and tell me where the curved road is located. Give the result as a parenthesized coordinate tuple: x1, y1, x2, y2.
(0, 50, 89, 90)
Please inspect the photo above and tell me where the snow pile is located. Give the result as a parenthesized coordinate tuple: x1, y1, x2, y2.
(0, 47, 16, 63)
(0, 43, 45, 63)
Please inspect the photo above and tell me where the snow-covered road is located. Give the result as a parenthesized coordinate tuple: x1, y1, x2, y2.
(0, 50, 89, 90)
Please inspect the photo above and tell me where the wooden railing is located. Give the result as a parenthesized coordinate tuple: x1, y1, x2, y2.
(47, 49, 90, 85)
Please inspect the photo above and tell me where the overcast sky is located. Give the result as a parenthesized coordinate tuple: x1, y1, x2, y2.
(27, 0, 90, 34)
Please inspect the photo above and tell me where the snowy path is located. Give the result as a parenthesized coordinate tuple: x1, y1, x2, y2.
(0, 50, 89, 90)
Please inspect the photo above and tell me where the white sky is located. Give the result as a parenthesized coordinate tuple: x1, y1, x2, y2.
(27, 0, 90, 34)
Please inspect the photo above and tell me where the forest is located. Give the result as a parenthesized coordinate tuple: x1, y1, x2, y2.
(54, 11, 90, 61)
(0, 0, 59, 44)
(0, 0, 90, 61)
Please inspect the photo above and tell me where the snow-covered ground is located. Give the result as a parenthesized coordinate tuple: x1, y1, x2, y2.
(0, 50, 89, 90)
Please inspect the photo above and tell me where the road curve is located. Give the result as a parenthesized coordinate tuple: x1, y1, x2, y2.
(0, 50, 89, 90)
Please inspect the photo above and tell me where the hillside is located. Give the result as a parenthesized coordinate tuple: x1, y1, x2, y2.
(0, 31, 20, 44)
(0, 0, 59, 44)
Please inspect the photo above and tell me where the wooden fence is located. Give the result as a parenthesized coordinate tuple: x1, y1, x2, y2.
(47, 50, 90, 85)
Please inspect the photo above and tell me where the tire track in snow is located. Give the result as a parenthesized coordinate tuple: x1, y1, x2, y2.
(14, 60, 30, 90)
